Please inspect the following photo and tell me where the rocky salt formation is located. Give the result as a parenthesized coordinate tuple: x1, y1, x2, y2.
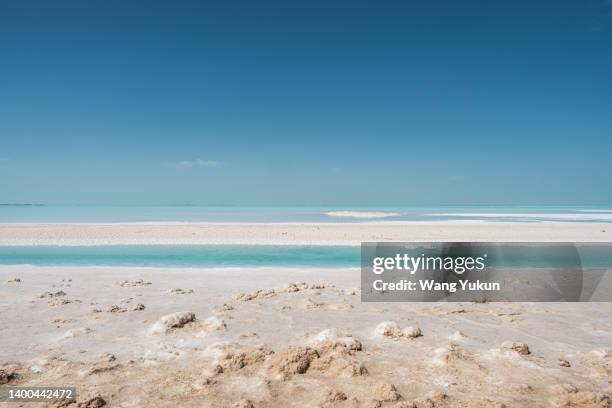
(234, 281, 332, 301)
(2, 264, 611, 407)
(234, 289, 276, 301)
(549, 384, 611, 408)
(391, 390, 447, 408)
(325, 388, 348, 403)
(214, 303, 235, 312)
(167, 288, 194, 295)
(201, 316, 227, 331)
(558, 358, 571, 367)
(97, 353, 116, 363)
(0, 369, 18, 384)
(117, 279, 151, 287)
(501, 341, 530, 355)
(47, 298, 81, 307)
(132, 303, 145, 311)
(281, 281, 310, 292)
(107, 305, 127, 313)
(449, 330, 467, 343)
(149, 311, 196, 334)
(232, 399, 255, 408)
(266, 329, 367, 380)
(203, 327, 367, 387)
(200, 342, 273, 385)
(217, 344, 275, 372)
(268, 346, 319, 377)
(371, 382, 402, 402)
(50, 318, 75, 327)
(304, 299, 354, 310)
(62, 327, 93, 339)
(311, 329, 362, 349)
(76, 395, 106, 407)
(39, 290, 67, 298)
(431, 344, 476, 369)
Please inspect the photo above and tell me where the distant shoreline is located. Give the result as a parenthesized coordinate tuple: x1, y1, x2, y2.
(1, 221, 611, 246)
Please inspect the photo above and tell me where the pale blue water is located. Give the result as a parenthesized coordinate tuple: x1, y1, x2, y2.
(1, 205, 611, 223)
(1, 245, 611, 268)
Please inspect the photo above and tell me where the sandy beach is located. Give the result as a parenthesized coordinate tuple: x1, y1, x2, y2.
(1, 221, 612, 245)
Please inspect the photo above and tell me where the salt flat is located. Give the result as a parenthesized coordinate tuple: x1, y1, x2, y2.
(1, 221, 612, 245)
(1, 264, 611, 407)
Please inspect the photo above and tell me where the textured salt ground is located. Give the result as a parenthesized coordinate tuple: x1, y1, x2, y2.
(1, 265, 611, 407)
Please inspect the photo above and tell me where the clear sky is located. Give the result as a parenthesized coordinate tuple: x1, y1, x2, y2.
(1, 0, 611, 205)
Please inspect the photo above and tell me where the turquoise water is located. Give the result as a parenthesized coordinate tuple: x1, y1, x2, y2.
(0, 245, 360, 268)
(1, 245, 611, 268)
(1, 205, 612, 223)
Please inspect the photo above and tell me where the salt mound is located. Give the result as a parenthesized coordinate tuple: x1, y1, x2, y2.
(268, 346, 319, 375)
(226, 347, 274, 371)
(62, 327, 93, 339)
(449, 331, 466, 342)
(304, 329, 367, 377)
(411, 390, 447, 407)
(371, 382, 401, 401)
(402, 326, 422, 338)
(375, 321, 422, 339)
(550, 389, 610, 408)
(150, 312, 196, 334)
(432, 347, 452, 366)
(309, 354, 367, 377)
(589, 349, 611, 360)
(431, 345, 471, 367)
(206, 343, 273, 372)
(312, 329, 362, 351)
(375, 321, 402, 338)
(202, 316, 227, 331)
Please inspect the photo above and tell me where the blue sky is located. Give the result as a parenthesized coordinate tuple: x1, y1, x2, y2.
(1, 0, 611, 205)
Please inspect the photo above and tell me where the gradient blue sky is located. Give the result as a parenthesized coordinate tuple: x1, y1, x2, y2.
(1, 0, 611, 205)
